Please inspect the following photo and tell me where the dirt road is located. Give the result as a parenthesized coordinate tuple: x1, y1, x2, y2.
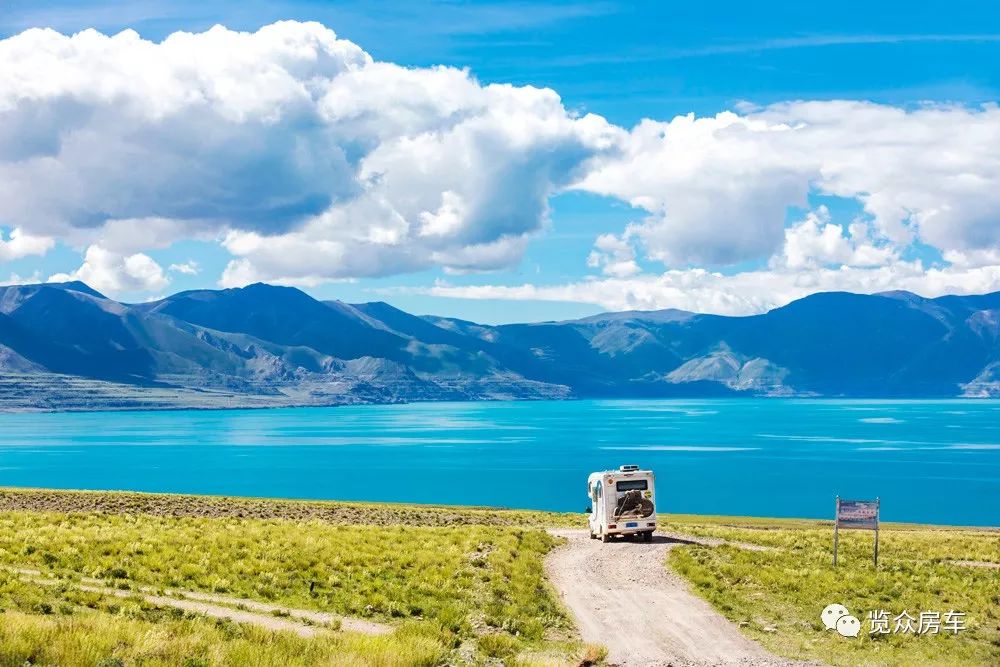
(546, 529, 803, 667)
(15, 567, 391, 638)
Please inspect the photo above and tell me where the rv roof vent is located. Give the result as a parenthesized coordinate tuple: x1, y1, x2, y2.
(619, 464, 640, 472)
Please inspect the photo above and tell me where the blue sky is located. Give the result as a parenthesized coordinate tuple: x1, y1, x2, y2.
(6, 0, 998, 124)
(1, 1, 999, 322)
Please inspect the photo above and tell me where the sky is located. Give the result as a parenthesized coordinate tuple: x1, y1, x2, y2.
(1, 1, 999, 323)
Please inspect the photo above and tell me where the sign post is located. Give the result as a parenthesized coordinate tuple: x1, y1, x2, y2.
(833, 497, 839, 566)
(833, 496, 880, 568)
(874, 498, 879, 567)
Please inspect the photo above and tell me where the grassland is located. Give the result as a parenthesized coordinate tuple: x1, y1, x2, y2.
(0, 490, 592, 667)
(0, 489, 996, 666)
(0, 488, 581, 528)
(668, 516, 1000, 666)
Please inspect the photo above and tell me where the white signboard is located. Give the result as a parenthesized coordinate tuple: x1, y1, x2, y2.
(837, 499, 879, 529)
(834, 496, 880, 567)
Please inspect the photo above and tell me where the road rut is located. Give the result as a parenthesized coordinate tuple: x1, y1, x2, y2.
(14, 567, 391, 638)
(546, 529, 805, 666)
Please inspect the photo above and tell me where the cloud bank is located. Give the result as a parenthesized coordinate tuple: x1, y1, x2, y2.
(578, 102, 1000, 267)
(422, 259, 1000, 317)
(0, 21, 618, 292)
(424, 203, 1000, 316)
(0, 21, 999, 310)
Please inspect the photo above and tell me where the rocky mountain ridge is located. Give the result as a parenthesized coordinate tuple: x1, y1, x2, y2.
(1, 281, 998, 410)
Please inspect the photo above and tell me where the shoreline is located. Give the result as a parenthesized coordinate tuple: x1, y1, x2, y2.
(2, 380, 1000, 415)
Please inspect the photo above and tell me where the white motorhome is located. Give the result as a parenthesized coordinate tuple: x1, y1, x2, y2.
(587, 465, 656, 542)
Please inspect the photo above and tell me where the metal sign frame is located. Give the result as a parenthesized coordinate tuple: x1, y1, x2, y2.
(833, 496, 880, 567)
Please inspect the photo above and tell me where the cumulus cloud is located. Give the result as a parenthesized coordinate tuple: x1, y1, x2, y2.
(2, 21, 1000, 306)
(0, 21, 617, 285)
(48, 244, 168, 294)
(0, 272, 42, 286)
(0, 23, 366, 234)
(575, 102, 1000, 268)
(68, 217, 216, 254)
(586, 233, 641, 277)
(943, 247, 1000, 269)
(0, 228, 54, 261)
(773, 207, 897, 270)
(169, 260, 199, 275)
(416, 205, 1000, 315)
(419, 261, 1000, 316)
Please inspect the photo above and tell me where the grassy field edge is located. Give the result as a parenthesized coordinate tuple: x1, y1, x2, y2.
(0, 488, 996, 666)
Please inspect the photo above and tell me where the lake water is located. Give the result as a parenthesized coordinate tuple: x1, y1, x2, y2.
(1, 399, 998, 526)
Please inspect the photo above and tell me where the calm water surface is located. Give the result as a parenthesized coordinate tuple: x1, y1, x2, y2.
(1, 399, 998, 525)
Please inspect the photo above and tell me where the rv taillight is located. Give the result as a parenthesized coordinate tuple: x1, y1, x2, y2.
(608, 524, 617, 529)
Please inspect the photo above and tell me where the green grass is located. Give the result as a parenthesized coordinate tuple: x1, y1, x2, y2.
(2, 489, 996, 666)
(0, 607, 448, 667)
(664, 517, 1000, 666)
(0, 487, 584, 528)
(0, 504, 592, 666)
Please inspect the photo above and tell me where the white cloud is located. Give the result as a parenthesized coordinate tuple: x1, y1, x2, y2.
(774, 207, 897, 270)
(0, 22, 617, 285)
(169, 260, 199, 275)
(69, 217, 215, 254)
(0, 228, 54, 261)
(575, 102, 1000, 268)
(1, 21, 1000, 305)
(418, 200, 1000, 315)
(48, 244, 168, 294)
(419, 191, 466, 238)
(576, 112, 810, 266)
(0, 23, 365, 236)
(586, 232, 641, 277)
(943, 247, 1000, 269)
(0, 271, 42, 286)
(418, 261, 1000, 316)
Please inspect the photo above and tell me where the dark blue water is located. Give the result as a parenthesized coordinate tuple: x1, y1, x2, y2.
(1, 400, 997, 526)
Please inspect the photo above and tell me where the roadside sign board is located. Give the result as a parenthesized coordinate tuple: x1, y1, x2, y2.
(837, 500, 879, 529)
(833, 496, 880, 567)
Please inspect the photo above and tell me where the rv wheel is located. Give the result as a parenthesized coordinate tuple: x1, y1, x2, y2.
(600, 532, 610, 543)
(643, 531, 653, 542)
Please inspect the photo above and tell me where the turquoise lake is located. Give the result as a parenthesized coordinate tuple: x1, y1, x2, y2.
(1, 399, 998, 526)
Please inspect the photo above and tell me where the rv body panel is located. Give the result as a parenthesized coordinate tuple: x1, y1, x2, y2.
(587, 466, 656, 539)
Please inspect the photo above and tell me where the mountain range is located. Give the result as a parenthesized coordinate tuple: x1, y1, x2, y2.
(0, 280, 998, 410)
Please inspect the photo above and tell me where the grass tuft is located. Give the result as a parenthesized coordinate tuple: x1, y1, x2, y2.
(665, 517, 1000, 666)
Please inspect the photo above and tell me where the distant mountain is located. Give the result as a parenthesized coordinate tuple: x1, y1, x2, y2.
(139, 284, 408, 362)
(1, 281, 998, 410)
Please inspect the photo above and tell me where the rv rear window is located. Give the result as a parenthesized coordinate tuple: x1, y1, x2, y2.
(615, 479, 648, 491)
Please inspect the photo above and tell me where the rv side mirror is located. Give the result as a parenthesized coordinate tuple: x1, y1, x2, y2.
(585, 506, 592, 514)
